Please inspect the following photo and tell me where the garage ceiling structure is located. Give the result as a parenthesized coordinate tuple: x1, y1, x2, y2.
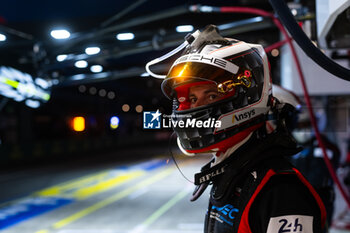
(0, 0, 285, 113)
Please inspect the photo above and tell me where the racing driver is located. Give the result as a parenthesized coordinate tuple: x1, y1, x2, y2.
(148, 25, 327, 233)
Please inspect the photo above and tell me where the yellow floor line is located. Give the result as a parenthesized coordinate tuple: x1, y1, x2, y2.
(36, 159, 169, 198)
(36, 171, 110, 196)
(0, 171, 111, 209)
(36, 170, 145, 200)
(32, 158, 198, 233)
(73, 170, 145, 200)
(50, 167, 175, 230)
(35, 230, 49, 233)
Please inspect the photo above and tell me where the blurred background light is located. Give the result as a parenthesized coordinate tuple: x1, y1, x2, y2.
(122, 104, 130, 112)
(140, 72, 150, 77)
(89, 87, 97, 95)
(75, 60, 88, 68)
(56, 54, 68, 62)
(107, 91, 115, 99)
(90, 65, 103, 73)
(271, 49, 280, 57)
(176, 25, 193, 33)
(78, 85, 86, 93)
(110, 116, 120, 129)
(34, 78, 50, 89)
(50, 29, 71, 39)
(135, 105, 143, 113)
(25, 99, 40, 108)
(72, 116, 85, 132)
(116, 32, 134, 40)
(98, 89, 106, 97)
(0, 33, 7, 41)
(85, 47, 101, 55)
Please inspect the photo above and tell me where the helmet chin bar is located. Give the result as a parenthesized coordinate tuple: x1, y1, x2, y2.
(177, 137, 196, 156)
(177, 135, 221, 156)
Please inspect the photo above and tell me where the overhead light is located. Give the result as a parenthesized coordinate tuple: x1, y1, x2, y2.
(50, 29, 71, 39)
(25, 99, 40, 108)
(71, 74, 85, 81)
(75, 60, 88, 68)
(56, 54, 68, 62)
(35, 78, 50, 89)
(90, 65, 103, 73)
(85, 47, 101, 55)
(116, 33, 134, 40)
(0, 33, 6, 42)
(176, 25, 194, 33)
(141, 72, 150, 77)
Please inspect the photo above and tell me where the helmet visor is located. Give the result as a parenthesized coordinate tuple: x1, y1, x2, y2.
(161, 62, 253, 110)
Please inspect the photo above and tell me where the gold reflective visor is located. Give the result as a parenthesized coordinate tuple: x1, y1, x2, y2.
(217, 70, 252, 93)
(162, 62, 252, 99)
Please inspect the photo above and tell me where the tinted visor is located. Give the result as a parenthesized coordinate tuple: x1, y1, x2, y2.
(163, 62, 230, 98)
(161, 62, 252, 99)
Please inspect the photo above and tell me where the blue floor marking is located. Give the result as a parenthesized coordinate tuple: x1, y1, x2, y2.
(0, 158, 170, 230)
(0, 197, 73, 230)
(140, 159, 170, 171)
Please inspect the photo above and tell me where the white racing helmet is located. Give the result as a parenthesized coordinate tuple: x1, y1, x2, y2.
(272, 84, 302, 132)
(148, 25, 273, 155)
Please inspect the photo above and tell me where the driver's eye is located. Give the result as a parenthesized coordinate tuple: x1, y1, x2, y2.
(190, 97, 197, 104)
(208, 94, 218, 101)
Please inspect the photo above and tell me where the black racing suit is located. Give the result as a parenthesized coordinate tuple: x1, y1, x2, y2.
(290, 135, 340, 225)
(193, 131, 327, 233)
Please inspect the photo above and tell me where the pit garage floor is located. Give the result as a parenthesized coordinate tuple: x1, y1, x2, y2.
(0, 148, 349, 233)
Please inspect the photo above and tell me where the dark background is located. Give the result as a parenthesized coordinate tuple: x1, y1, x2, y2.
(0, 0, 313, 166)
